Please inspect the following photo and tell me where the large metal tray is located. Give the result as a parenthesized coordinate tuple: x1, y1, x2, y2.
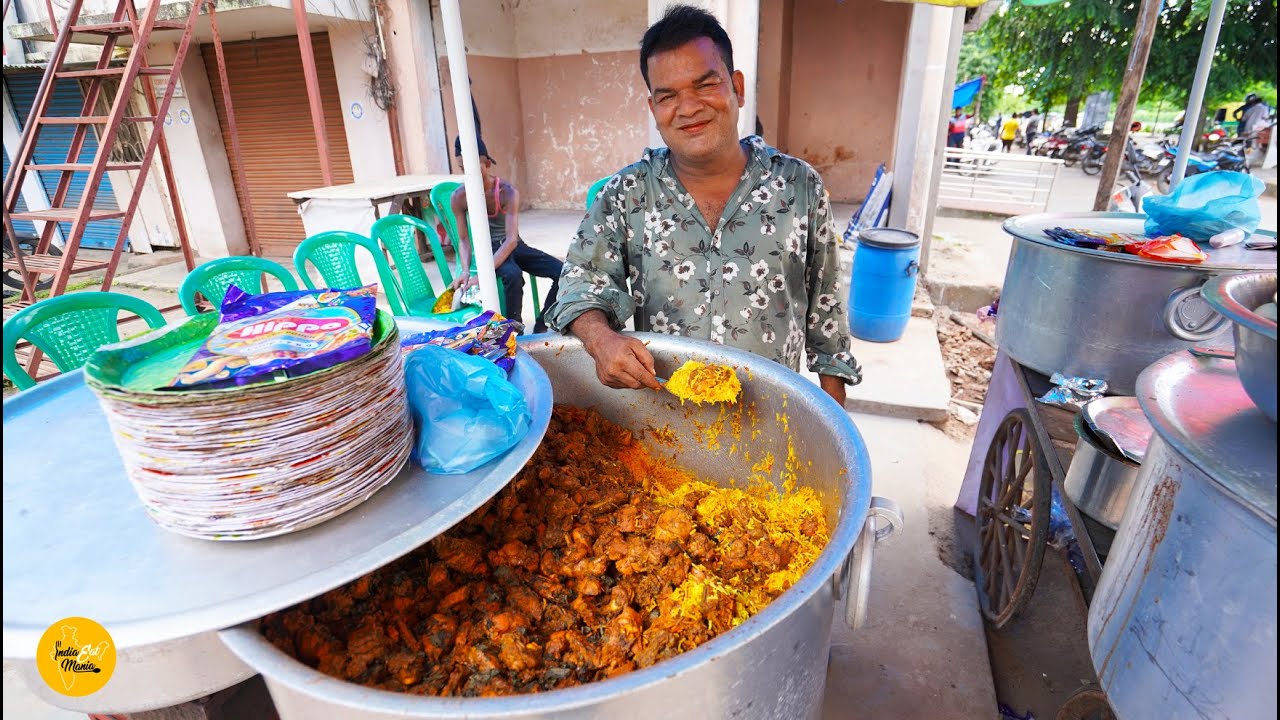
(2, 321, 552, 659)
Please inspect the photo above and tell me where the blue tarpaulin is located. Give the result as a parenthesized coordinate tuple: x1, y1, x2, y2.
(952, 77, 983, 109)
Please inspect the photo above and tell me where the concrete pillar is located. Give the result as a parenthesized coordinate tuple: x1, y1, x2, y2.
(888, 3, 963, 274)
(383, 0, 451, 174)
(646, 0, 760, 148)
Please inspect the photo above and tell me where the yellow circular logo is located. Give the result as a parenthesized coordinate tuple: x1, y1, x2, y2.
(35, 617, 116, 697)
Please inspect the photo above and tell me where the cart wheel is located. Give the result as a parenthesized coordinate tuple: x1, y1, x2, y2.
(974, 408, 1051, 629)
(1056, 687, 1116, 720)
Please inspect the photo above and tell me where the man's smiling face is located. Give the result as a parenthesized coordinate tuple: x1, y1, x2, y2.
(646, 36, 745, 165)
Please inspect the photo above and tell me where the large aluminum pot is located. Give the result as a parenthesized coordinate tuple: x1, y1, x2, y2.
(1088, 350, 1277, 720)
(1062, 415, 1141, 531)
(220, 333, 899, 720)
(1203, 271, 1278, 422)
(996, 213, 1277, 395)
(12, 632, 253, 714)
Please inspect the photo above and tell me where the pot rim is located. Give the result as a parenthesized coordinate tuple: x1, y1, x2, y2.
(1002, 212, 1279, 272)
(219, 333, 874, 716)
(1202, 272, 1278, 341)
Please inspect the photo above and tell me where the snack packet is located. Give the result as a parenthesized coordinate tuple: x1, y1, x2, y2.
(401, 310, 518, 374)
(169, 285, 378, 389)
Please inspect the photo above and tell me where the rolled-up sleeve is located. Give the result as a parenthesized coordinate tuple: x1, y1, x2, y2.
(544, 177, 636, 333)
(803, 176, 862, 386)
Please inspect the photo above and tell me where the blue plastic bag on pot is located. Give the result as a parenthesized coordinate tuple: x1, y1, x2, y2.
(404, 344, 531, 474)
(1144, 171, 1264, 241)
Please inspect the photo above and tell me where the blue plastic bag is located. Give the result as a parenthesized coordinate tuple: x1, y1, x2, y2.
(404, 344, 531, 474)
(1144, 171, 1264, 241)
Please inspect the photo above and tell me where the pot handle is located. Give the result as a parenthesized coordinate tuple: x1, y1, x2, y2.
(1163, 285, 1232, 342)
(834, 496, 904, 630)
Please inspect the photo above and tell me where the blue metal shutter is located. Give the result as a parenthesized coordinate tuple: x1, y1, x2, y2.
(2, 145, 38, 237)
(4, 70, 127, 249)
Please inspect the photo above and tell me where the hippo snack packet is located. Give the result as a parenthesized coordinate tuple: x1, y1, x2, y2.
(169, 285, 378, 389)
(401, 310, 518, 374)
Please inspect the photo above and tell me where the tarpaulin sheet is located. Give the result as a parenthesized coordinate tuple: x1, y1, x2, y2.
(952, 77, 983, 109)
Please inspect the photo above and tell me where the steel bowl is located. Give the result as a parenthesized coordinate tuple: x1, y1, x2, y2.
(1063, 415, 1142, 530)
(220, 333, 900, 720)
(1202, 271, 1278, 422)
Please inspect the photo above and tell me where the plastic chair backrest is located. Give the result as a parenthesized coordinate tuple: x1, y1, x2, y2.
(585, 175, 613, 210)
(429, 182, 464, 253)
(179, 256, 299, 316)
(292, 231, 408, 315)
(3, 292, 167, 390)
(371, 214, 451, 308)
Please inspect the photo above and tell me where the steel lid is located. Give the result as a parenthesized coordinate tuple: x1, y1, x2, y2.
(1003, 212, 1279, 272)
(1136, 350, 1277, 523)
(2, 321, 553, 659)
(1082, 396, 1153, 464)
(858, 228, 921, 250)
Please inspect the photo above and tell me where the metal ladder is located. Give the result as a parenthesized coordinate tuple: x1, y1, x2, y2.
(1, 0, 202, 312)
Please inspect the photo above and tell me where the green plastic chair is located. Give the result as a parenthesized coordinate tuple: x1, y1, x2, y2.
(370, 214, 481, 324)
(3, 292, 167, 390)
(429, 182, 543, 318)
(585, 175, 613, 210)
(292, 230, 409, 316)
(179, 256, 299, 316)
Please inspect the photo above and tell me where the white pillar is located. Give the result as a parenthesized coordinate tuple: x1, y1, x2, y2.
(889, 3, 963, 274)
(439, 0, 500, 313)
(384, 0, 450, 175)
(646, 0, 760, 148)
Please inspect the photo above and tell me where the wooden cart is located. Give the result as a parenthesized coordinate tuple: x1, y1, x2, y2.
(969, 350, 1118, 720)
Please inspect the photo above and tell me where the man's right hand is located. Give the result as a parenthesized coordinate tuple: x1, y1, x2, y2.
(570, 310, 661, 391)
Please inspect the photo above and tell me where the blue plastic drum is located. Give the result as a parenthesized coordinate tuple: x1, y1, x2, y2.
(847, 228, 921, 342)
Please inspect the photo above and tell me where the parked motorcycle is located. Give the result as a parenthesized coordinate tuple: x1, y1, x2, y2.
(1061, 124, 1102, 167)
(1035, 129, 1072, 158)
(1156, 140, 1251, 193)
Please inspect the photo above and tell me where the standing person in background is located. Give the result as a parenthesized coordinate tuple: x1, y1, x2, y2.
(544, 4, 860, 405)
(1024, 108, 1041, 155)
(1000, 114, 1019, 152)
(449, 136, 563, 333)
(1235, 93, 1270, 146)
(947, 108, 968, 149)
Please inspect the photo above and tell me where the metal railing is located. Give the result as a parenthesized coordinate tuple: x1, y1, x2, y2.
(938, 149, 1064, 215)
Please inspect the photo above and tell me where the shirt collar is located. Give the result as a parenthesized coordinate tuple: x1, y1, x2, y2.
(646, 135, 781, 179)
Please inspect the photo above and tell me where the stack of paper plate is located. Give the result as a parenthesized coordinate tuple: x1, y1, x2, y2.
(85, 311, 412, 541)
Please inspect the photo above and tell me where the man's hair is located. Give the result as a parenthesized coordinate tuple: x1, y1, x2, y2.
(639, 4, 734, 90)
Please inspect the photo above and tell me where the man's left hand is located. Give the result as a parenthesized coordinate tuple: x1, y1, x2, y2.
(819, 375, 847, 408)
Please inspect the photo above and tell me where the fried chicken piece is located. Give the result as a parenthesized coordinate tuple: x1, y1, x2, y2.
(497, 633, 541, 672)
(345, 618, 391, 681)
(385, 650, 424, 687)
(434, 537, 487, 575)
(420, 614, 458, 663)
(653, 508, 695, 543)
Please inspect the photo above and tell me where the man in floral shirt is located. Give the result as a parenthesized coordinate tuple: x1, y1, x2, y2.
(544, 4, 861, 405)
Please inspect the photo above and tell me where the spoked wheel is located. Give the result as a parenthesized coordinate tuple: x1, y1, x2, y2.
(974, 409, 1051, 629)
(1056, 687, 1117, 720)
(1082, 154, 1103, 175)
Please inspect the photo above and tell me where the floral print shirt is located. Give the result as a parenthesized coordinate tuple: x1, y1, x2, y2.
(545, 136, 861, 385)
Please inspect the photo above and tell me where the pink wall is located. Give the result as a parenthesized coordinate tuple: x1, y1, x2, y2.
(518, 50, 651, 210)
(439, 55, 529, 202)
(785, 0, 910, 202)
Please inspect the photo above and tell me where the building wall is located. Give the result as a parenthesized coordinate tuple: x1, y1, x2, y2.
(432, 0, 649, 210)
(786, 0, 910, 202)
(328, 22, 397, 184)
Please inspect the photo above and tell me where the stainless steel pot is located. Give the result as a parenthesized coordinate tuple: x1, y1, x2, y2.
(12, 632, 254, 714)
(1203, 271, 1278, 422)
(997, 213, 1277, 395)
(220, 333, 900, 720)
(1088, 350, 1277, 720)
(1063, 415, 1141, 530)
